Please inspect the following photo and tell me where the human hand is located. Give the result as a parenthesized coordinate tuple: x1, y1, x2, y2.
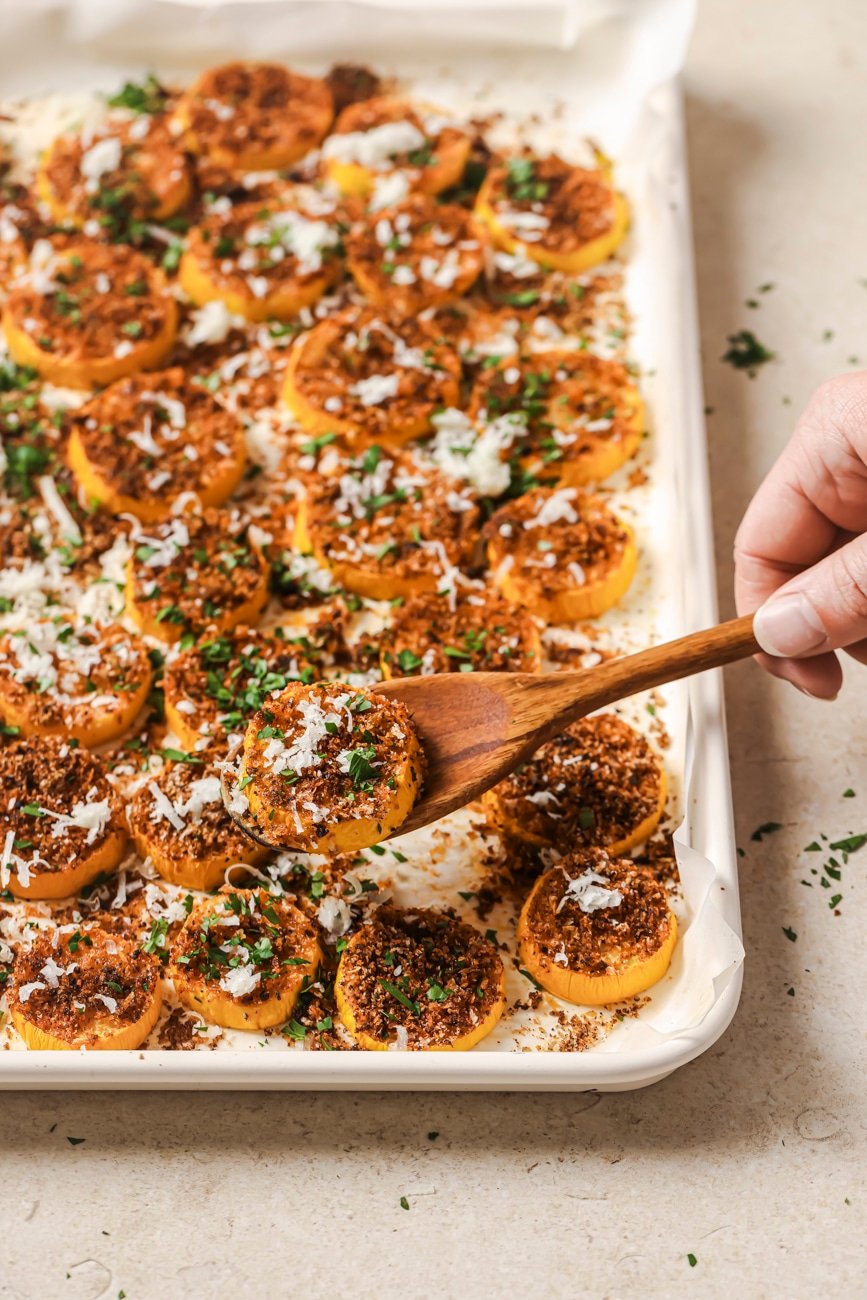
(734, 373, 867, 699)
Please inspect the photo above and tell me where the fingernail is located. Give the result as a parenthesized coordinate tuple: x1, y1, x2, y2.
(753, 593, 829, 657)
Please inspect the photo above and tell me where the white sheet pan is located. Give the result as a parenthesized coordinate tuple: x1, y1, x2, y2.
(0, 0, 743, 1090)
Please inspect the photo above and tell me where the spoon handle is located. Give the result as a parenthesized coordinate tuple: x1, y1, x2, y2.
(527, 613, 759, 744)
(585, 610, 758, 705)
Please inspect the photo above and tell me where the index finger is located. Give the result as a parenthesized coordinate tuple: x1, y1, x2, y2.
(734, 376, 867, 614)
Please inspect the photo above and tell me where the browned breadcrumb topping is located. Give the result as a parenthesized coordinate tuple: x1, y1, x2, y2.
(128, 508, 268, 635)
(126, 752, 256, 863)
(185, 162, 294, 207)
(301, 602, 383, 677)
(423, 276, 627, 371)
(181, 62, 333, 158)
(52, 864, 155, 933)
(170, 307, 293, 414)
(484, 487, 629, 595)
(0, 620, 150, 732)
(43, 114, 189, 224)
(71, 368, 243, 504)
(11, 927, 159, 1046)
(383, 587, 540, 676)
(184, 193, 344, 299)
(339, 905, 503, 1047)
(543, 630, 619, 670)
(242, 682, 423, 837)
(5, 241, 172, 358)
(0, 415, 120, 566)
(646, 689, 673, 750)
(169, 887, 318, 1005)
(157, 1005, 222, 1050)
(524, 853, 673, 976)
(1, 500, 63, 567)
(542, 1006, 607, 1052)
(632, 835, 680, 887)
(346, 194, 486, 315)
(0, 63, 673, 1058)
(482, 261, 624, 327)
(467, 826, 545, 922)
(0, 735, 119, 873)
(163, 624, 323, 742)
(302, 444, 480, 584)
(0, 185, 48, 278)
(487, 155, 617, 252)
(289, 308, 461, 438)
(469, 350, 640, 471)
(491, 713, 662, 850)
(325, 64, 383, 116)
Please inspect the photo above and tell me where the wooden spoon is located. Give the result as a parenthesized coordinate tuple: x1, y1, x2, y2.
(370, 613, 759, 837)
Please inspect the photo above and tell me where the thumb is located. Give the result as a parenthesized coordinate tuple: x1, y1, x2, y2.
(753, 531, 867, 657)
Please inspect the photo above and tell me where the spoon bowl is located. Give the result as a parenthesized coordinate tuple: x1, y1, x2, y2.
(220, 614, 759, 846)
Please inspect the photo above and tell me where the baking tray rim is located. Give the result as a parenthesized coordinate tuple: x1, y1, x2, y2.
(0, 72, 743, 1090)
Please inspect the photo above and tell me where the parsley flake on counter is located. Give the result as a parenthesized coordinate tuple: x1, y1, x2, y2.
(751, 821, 783, 842)
(782, 926, 797, 942)
(722, 329, 775, 375)
(830, 833, 867, 854)
(687, 1254, 698, 1268)
(400, 1195, 410, 1211)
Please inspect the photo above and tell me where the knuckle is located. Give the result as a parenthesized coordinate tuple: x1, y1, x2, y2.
(831, 546, 867, 621)
(805, 374, 867, 443)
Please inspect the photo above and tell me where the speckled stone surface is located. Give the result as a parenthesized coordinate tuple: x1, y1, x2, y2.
(1, 3, 866, 1296)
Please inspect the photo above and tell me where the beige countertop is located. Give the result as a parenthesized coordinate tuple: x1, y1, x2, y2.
(2, 2, 866, 1296)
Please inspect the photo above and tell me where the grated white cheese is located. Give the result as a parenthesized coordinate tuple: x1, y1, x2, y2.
(523, 488, 579, 530)
(246, 208, 339, 276)
(322, 120, 425, 170)
(184, 300, 245, 347)
(370, 170, 411, 211)
(39, 956, 74, 987)
(44, 792, 111, 845)
(37, 475, 82, 543)
(494, 208, 550, 241)
(175, 775, 222, 824)
(317, 895, 353, 941)
(220, 964, 261, 998)
(557, 869, 623, 915)
(262, 695, 347, 776)
(136, 517, 190, 567)
(491, 249, 540, 279)
(80, 135, 122, 191)
(351, 373, 400, 407)
(147, 781, 185, 831)
(17, 981, 46, 1004)
(428, 407, 524, 498)
(138, 390, 187, 429)
(525, 790, 562, 811)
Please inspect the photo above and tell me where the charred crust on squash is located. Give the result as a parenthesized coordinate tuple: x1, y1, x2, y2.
(336, 905, 505, 1049)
